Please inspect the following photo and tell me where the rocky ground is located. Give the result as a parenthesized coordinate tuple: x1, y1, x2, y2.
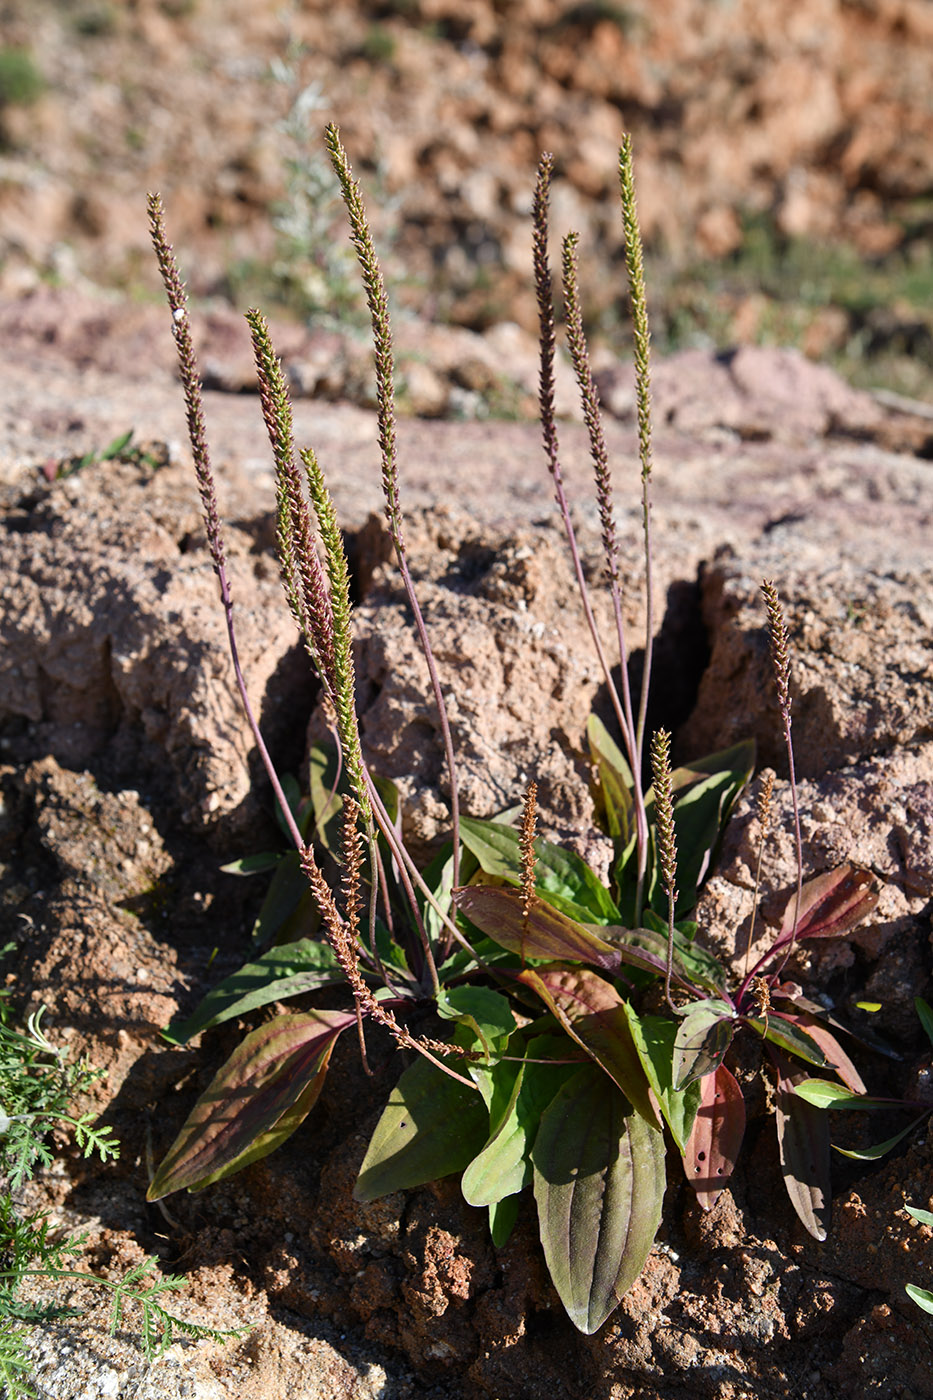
(1, 292, 932, 1398)
(2, 0, 933, 398)
(2, 2, 933, 1397)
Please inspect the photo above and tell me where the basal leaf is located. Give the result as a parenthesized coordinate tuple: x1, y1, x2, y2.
(833, 1118, 929, 1160)
(148, 1009, 355, 1200)
(682, 1063, 746, 1210)
(436, 985, 516, 1061)
(906, 1205, 933, 1227)
(308, 741, 345, 854)
(906, 1284, 933, 1316)
(776, 863, 878, 945)
(459, 817, 620, 923)
(354, 1053, 488, 1202)
(747, 1012, 829, 1069)
(787, 1016, 866, 1094)
(602, 917, 729, 996)
(672, 1000, 735, 1090)
(515, 967, 659, 1130)
(489, 1193, 521, 1248)
(661, 744, 754, 915)
(791, 1079, 879, 1109)
(774, 1053, 832, 1241)
(250, 849, 318, 944)
(643, 740, 755, 917)
(587, 712, 635, 845)
(454, 885, 622, 972)
(622, 1007, 702, 1153)
(461, 1054, 576, 1208)
(220, 851, 283, 876)
(916, 998, 933, 1050)
(532, 1063, 665, 1334)
(164, 939, 345, 1045)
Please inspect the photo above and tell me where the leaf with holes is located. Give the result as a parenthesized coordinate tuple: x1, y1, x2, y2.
(354, 1053, 488, 1202)
(682, 1064, 746, 1210)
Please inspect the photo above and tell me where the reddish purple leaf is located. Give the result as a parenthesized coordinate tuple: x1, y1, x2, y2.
(148, 1008, 356, 1199)
(778, 864, 878, 944)
(787, 1014, 867, 1094)
(516, 966, 660, 1130)
(455, 885, 621, 972)
(774, 1052, 832, 1240)
(682, 1064, 746, 1210)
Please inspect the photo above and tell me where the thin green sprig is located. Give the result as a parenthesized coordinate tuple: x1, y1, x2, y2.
(245, 308, 338, 700)
(649, 727, 678, 1011)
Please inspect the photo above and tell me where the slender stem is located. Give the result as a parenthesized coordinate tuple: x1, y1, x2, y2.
(618, 136, 656, 785)
(147, 194, 304, 855)
(533, 157, 642, 859)
(561, 229, 649, 906)
(325, 123, 460, 889)
(761, 582, 804, 979)
(364, 771, 481, 968)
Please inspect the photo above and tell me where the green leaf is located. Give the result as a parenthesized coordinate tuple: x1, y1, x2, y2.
(645, 740, 755, 917)
(774, 1054, 831, 1241)
(354, 1054, 488, 1203)
(791, 1079, 889, 1110)
(621, 1007, 702, 1153)
(220, 851, 283, 876)
(832, 1118, 929, 1160)
(459, 817, 620, 923)
(786, 1015, 866, 1094)
(454, 885, 622, 972)
(516, 967, 659, 1131)
(436, 986, 516, 1061)
(906, 1284, 933, 1316)
(604, 916, 729, 996)
(148, 1009, 355, 1199)
(747, 1013, 829, 1069)
(532, 1064, 665, 1334)
(587, 712, 635, 845)
(101, 428, 135, 459)
(906, 1205, 933, 1227)
(916, 998, 933, 1050)
(461, 1052, 577, 1208)
(250, 849, 318, 944)
(274, 773, 303, 840)
(672, 1000, 735, 1090)
(307, 742, 345, 853)
(489, 1194, 521, 1248)
(163, 939, 346, 1045)
(682, 1064, 746, 1210)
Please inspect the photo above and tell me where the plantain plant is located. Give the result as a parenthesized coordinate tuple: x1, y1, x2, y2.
(145, 131, 880, 1333)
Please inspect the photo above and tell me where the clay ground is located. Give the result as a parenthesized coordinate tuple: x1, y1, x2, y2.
(2, 2, 933, 1396)
(1, 294, 932, 1399)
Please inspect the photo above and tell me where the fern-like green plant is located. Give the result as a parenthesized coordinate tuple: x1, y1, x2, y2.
(0, 992, 242, 1397)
